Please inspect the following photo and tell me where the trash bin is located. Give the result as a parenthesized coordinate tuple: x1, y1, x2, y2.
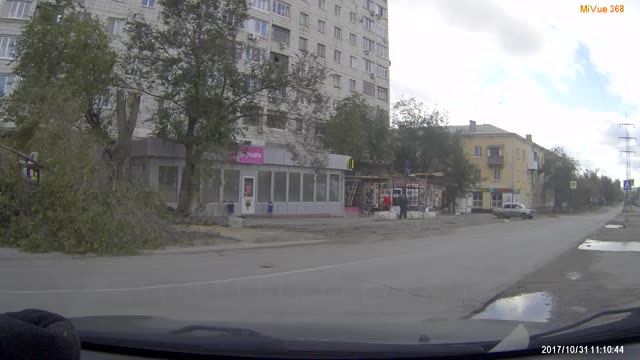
(267, 201, 273, 217)
(226, 201, 235, 216)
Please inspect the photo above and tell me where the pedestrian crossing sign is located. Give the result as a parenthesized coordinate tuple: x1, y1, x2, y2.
(624, 180, 633, 191)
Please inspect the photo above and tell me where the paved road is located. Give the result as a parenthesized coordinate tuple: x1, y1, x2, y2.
(0, 206, 622, 330)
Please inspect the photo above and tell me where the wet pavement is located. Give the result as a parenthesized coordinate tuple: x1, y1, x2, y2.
(470, 205, 640, 329)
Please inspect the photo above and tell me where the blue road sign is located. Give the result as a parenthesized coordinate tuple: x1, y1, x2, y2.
(623, 180, 633, 191)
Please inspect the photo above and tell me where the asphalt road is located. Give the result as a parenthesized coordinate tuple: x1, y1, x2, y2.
(0, 206, 623, 330)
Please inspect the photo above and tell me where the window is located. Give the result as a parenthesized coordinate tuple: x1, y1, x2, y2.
(349, 79, 356, 92)
(300, 12, 309, 26)
(2, 1, 31, 19)
(271, 25, 290, 46)
(488, 147, 502, 157)
(142, 0, 154, 7)
(158, 166, 178, 203)
(234, 44, 243, 60)
(363, 0, 374, 10)
(334, 4, 341, 17)
(516, 149, 520, 160)
(245, 46, 267, 62)
(288, 173, 301, 202)
(363, 81, 374, 96)
(533, 151, 538, 161)
(271, 52, 289, 68)
(258, 171, 272, 202)
(364, 16, 374, 30)
(0, 35, 18, 59)
(377, 86, 388, 100)
(349, 11, 357, 23)
(474, 146, 482, 157)
(316, 174, 327, 201)
(491, 193, 503, 208)
(272, 0, 290, 17)
(363, 37, 375, 52)
(329, 174, 340, 202)
(251, 0, 269, 11)
(223, 169, 240, 203)
(493, 167, 501, 181)
(334, 26, 342, 40)
(376, 64, 388, 79)
(333, 49, 341, 63)
(318, 0, 326, 10)
(376, 4, 386, 17)
(295, 118, 303, 132)
(349, 33, 357, 46)
(241, 105, 262, 126)
(364, 58, 374, 72)
(317, 43, 325, 58)
(350, 56, 357, 69)
(472, 192, 483, 208)
(303, 174, 314, 202)
(267, 111, 287, 129)
(246, 18, 269, 36)
(106, 17, 124, 34)
(299, 37, 308, 51)
(317, 19, 325, 33)
(201, 168, 221, 204)
(332, 99, 339, 111)
(333, 74, 341, 88)
(376, 43, 388, 58)
(476, 168, 481, 180)
(274, 172, 287, 202)
(0, 74, 16, 97)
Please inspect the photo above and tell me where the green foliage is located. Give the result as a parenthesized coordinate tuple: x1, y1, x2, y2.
(543, 146, 579, 207)
(0, 126, 172, 255)
(2, 7, 117, 146)
(324, 94, 389, 165)
(123, 0, 329, 213)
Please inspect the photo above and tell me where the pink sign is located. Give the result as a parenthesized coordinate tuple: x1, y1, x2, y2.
(236, 145, 264, 164)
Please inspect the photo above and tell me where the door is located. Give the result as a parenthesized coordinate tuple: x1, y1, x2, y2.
(242, 176, 256, 215)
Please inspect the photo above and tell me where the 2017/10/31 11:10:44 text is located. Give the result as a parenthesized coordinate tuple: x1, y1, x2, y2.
(580, 4, 625, 13)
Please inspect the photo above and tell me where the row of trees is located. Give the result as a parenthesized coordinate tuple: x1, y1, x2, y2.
(543, 146, 624, 211)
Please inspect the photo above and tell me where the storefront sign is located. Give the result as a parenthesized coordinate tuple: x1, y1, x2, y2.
(234, 146, 264, 164)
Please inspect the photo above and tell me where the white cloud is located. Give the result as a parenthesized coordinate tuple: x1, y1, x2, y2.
(389, 0, 640, 181)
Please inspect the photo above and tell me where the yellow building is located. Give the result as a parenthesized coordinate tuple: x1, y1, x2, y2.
(450, 121, 552, 212)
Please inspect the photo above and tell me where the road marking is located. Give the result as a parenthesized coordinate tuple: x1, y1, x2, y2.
(0, 256, 389, 294)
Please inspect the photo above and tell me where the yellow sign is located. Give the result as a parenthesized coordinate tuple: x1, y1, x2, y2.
(347, 158, 355, 170)
(570, 180, 577, 189)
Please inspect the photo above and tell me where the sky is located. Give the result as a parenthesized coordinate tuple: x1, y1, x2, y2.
(389, 0, 640, 183)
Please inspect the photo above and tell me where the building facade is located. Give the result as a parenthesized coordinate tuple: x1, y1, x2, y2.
(0, 0, 391, 216)
(450, 120, 553, 213)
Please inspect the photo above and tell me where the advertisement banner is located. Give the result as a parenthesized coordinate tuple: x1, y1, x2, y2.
(233, 146, 264, 164)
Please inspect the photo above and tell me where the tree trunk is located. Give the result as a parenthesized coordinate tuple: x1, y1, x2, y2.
(113, 90, 141, 181)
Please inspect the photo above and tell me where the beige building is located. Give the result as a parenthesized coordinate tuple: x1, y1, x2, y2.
(450, 120, 552, 212)
(0, 0, 391, 217)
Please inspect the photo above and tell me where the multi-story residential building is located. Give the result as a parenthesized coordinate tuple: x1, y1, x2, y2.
(450, 120, 553, 213)
(0, 0, 391, 217)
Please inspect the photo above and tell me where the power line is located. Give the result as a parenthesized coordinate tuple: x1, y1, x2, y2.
(618, 120, 636, 210)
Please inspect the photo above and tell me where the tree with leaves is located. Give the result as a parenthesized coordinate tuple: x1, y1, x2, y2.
(542, 146, 579, 212)
(123, 0, 330, 214)
(323, 94, 389, 170)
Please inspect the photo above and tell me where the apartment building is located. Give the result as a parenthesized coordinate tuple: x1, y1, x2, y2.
(450, 120, 553, 213)
(0, 0, 391, 216)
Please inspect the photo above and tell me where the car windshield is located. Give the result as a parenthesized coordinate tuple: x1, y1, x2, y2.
(0, 0, 638, 354)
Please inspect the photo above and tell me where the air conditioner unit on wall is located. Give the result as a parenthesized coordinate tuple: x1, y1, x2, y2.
(258, 126, 265, 133)
(364, 50, 370, 55)
(369, 72, 375, 79)
(248, 32, 258, 41)
(280, 41, 287, 49)
(369, 10, 375, 16)
(359, 16, 365, 22)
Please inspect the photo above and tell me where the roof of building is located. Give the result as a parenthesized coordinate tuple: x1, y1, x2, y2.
(447, 123, 512, 135)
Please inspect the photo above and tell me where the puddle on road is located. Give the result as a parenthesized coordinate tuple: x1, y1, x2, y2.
(579, 239, 640, 252)
(472, 292, 552, 322)
(605, 224, 625, 229)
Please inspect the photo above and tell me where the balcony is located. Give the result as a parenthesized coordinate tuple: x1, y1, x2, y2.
(488, 155, 504, 167)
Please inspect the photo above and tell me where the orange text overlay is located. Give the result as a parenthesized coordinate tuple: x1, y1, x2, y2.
(580, 4, 625, 13)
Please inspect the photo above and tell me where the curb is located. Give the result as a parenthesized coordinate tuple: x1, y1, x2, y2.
(141, 239, 330, 256)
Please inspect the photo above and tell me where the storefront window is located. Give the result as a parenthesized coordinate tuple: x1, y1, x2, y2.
(274, 171, 286, 202)
(288, 172, 300, 202)
(316, 174, 327, 202)
(258, 171, 271, 202)
(158, 165, 178, 203)
(472, 192, 482, 208)
(201, 168, 221, 203)
(223, 169, 240, 203)
(329, 174, 340, 202)
(303, 173, 314, 202)
(491, 193, 503, 208)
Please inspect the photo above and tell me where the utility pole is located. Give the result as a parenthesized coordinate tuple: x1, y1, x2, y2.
(619, 122, 636, 215)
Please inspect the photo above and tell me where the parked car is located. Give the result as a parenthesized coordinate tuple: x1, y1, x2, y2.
(493, 203, 536, 219)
